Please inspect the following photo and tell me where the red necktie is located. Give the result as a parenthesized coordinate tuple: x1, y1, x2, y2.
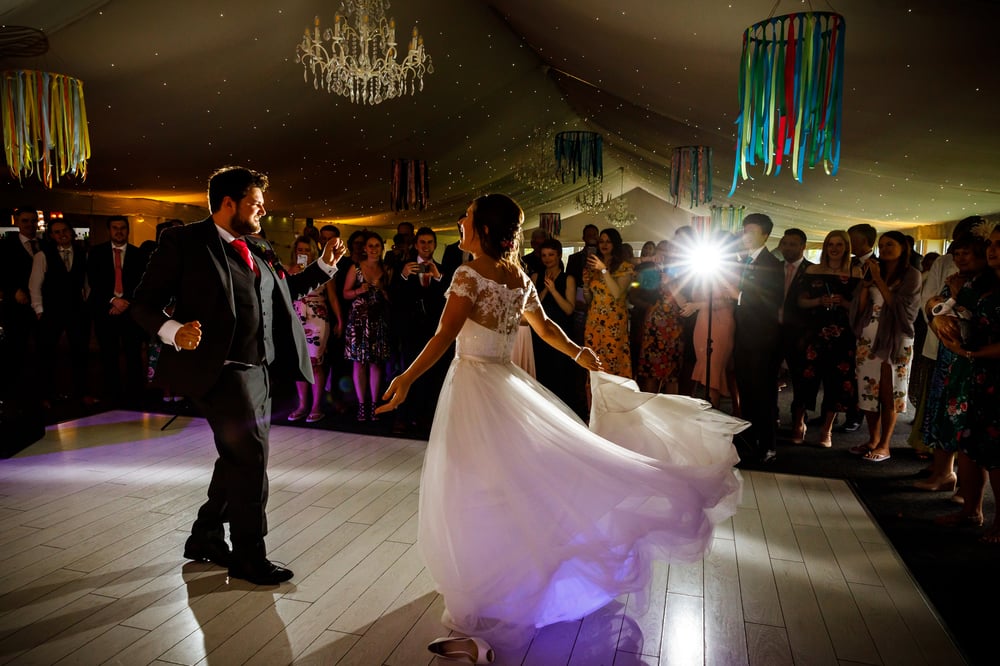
(231, 238, 260, 276)
(113, 247, 124, 296)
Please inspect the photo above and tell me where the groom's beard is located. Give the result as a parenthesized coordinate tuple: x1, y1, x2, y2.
(231, 212, 260, 237)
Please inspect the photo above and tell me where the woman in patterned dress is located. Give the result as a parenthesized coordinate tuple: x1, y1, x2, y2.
(636, 241, 685, 394)
(917, 233, 987, 491)
(286, 235, 343, 422)
(795, 230, 863, 447)
(583, 228, 634, 380)
(934, 224, 1000, 540)
(849, 231, 922, 462)
(343, 231, 392, 421)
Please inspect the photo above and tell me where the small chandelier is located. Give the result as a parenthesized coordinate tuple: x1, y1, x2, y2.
(512, 128, 561, 191)
(605, 167, 635, 229)
(575, 179, 612, 215)
(296, 0, 433, 105)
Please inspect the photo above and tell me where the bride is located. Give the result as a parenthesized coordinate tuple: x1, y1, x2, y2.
(377, 194, 746, 661)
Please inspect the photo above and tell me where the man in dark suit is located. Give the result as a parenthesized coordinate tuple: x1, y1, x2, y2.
(131, 166, 346, 585)
(776, 228, 812, 438)
(733, 213, 784, 464)
(389, 226, 449, 433)
(0, 206, 42, 398)
(29, 219, 94, 406)
(86, 216, 147, 405)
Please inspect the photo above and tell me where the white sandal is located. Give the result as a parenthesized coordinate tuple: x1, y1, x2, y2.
(427, 636, 495, 664)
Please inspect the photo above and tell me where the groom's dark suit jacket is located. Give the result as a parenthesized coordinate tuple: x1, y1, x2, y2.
(131, 218, 328, 398)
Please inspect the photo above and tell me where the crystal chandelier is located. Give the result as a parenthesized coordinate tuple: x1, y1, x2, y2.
(575, 179, 612, 214)
(296, 0, 433, 105)
(512, 128, 561, 191)
(605, 167, 636, 229)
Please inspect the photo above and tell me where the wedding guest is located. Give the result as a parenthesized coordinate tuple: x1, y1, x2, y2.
(389, 226, 448, 432)
(848, 231, 922, 462)
(343, 231, 392, 421)
(795, 230, 862, 447)
(521, 227, 548, 277)
(634, 241, 685, 394)
(87, 216, 147, 405)
(733, 214, 784, 464)
(629, 241, 660, 371)
(918, 232, 987, 491)
(683, 233, 739, 409)
(934, 224, 1000, 540)
(776, 228, 812, 437)
(286, 235, 342, 423)
(0, 206, 42, 398)
(671, 227, 700, 397)
(584, 227, 634, 380)
(838, 223, 879, 433)
(907, 216, 983, 455)
(529, 238, 578, 407)
(29, 219, 95, 407)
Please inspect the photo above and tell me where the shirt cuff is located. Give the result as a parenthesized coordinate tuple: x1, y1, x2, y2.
(315, 256, 338, 277)
(158, 320, 183, 350)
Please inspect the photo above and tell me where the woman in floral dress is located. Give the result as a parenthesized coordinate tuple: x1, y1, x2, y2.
(849, 230, 922, 462)
(918, 233, 986, 491)
(636, 242, 685, 394)
(935, 224, 1000, 541)
(343, 231, 392, 421)
(287, 235, 343, 422)
(584, 228, 634, 379)
(795, 230, 862, 447)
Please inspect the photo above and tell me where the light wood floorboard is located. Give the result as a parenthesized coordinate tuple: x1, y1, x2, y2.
(0, 411, 968, 665)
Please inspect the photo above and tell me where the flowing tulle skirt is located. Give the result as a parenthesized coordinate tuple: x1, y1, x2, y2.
(419, 361, 746, 649)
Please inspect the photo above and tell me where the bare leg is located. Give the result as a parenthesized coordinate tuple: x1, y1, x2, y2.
(310, 363, 327, 415)
(981, 469, 1000, 543)
(792, 405, 807, 443)
(818, 410, 836, 447)
(936, 451, 986, 526)
(866, 362, 896, 458)
(863, 409, 881, 448)
(914, 449, 957, 490)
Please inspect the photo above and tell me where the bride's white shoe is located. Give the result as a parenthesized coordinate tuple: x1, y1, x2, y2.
(427, 636, 495, 664)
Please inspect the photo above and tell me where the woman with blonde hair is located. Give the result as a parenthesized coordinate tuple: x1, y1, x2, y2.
(794, 230, 863, 446)
(286, 235, 343, 422)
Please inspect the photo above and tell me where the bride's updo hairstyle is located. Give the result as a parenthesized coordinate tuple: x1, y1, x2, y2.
(471, 193, 523, 271)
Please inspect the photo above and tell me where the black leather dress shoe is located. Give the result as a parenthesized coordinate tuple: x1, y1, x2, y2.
(183, 536, 232, 567)
(228, 560, 294, 585)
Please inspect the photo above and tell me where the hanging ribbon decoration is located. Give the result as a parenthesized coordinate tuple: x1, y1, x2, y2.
(554, 131, 603, 184)
(1, 70, 91, 188)
(690, 215, 711, 235)
(390, 159, 429, 211)
(539, 212, 561, 237)
(669, 146, 712, 208)
(711, 205, 747, 233)
(729, 12, 845, 195)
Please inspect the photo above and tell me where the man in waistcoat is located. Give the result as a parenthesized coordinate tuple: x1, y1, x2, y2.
(132, 166, 346, 585)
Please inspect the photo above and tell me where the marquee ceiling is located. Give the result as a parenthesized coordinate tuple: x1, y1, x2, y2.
(1, 0, 998, 242)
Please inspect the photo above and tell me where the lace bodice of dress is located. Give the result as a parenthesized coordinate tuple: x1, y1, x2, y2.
(447, 265, 542, 361)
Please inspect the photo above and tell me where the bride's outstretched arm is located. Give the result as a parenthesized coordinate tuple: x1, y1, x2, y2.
(376, 294, 475, 414)
(523, 308, 602, 371)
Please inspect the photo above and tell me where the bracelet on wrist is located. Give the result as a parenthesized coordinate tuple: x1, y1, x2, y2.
(574, 348, 584, 362)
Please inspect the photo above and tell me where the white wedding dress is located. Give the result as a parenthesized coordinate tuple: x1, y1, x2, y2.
(421, 265, 747, 649)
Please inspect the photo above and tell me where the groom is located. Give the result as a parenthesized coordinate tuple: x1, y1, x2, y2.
(132, 166, 346, 585)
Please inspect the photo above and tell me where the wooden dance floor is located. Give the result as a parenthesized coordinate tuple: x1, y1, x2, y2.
(0, 411, 967, 665)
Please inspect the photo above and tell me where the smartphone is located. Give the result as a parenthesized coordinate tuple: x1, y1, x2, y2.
(296, 253, 308, 268)
(584, 246, 597, 258)
(418, 262, 432, 273)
